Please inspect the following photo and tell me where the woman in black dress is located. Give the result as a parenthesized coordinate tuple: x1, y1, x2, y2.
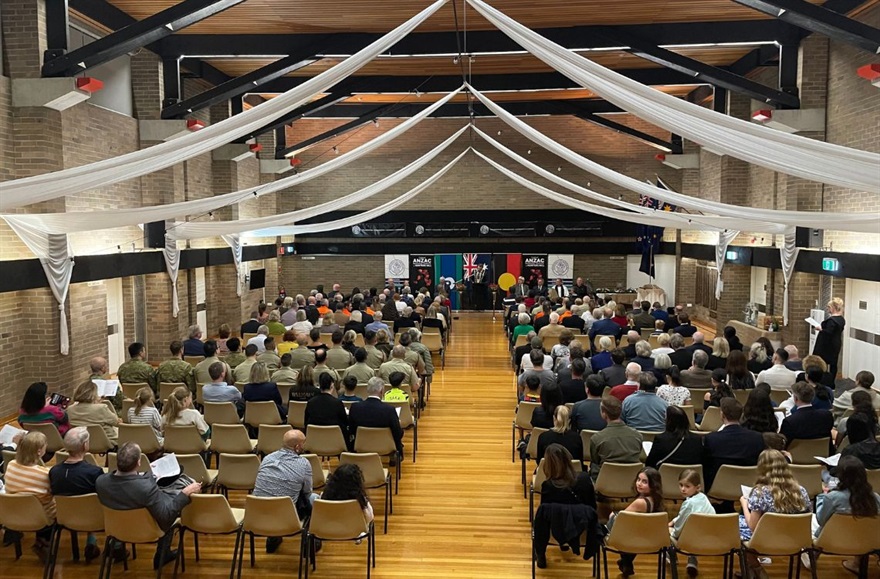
(645, 405, 703, 469)
(813, 297, 845, 379)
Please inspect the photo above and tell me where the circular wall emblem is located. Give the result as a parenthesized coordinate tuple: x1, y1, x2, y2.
(551, 258, 570, 277)
(388, 258, 406, 277)
(415, 225, 425, 235)
(351, 225, 362, 235)
(479, 224, 490, 235)
(545, 224, 556, 234)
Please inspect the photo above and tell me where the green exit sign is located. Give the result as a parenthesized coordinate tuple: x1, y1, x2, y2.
(822, 257, 840, 272)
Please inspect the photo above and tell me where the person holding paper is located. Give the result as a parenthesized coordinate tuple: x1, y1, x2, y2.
(804, 455, 880, 573)
(738, 450, 811, 576)
(96, 442, 200, 570)
(87, 357, 123, 415)
(66, 381, 120, 447)
(812, 298, 845, 379)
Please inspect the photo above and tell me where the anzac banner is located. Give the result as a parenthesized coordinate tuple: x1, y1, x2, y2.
(521, 254, 548, 287)
(409, 254, 435, 293)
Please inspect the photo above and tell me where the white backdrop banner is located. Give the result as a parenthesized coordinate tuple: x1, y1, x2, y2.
(547, 255, 575, 283)
(385, 255, 409, 280)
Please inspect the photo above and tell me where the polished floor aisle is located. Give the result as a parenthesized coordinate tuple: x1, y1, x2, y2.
(7, 313, 871, 578)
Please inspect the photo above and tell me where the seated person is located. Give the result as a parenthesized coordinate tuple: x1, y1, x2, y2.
(242, 361, 287, 422)
(338, 375, 364, 402)
(522, 375, 542, 403)
(127, 387, 165, 445)
(162, 387, 211, 441)
(5, 431, 56, 557)
(383, 371, 410, 403)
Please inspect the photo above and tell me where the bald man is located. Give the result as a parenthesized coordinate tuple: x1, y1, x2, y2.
(378, 345, 420, 390)
(609, 362, 643, 402)
(253, 429, 317, 552)
(685, 331, 712, 356)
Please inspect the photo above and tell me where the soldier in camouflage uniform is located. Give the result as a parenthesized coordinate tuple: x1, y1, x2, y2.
(223, 337, 246, 369)
(116, 342, 157, 394)
(87, 356, 123, 415)
(155, 340, 197, 394)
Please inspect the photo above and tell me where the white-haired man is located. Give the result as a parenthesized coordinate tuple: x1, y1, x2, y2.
(182, 324, 204, 357)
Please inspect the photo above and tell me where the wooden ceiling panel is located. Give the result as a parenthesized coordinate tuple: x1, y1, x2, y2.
(106, 0, 828, 35)
(205, 45, 755, 78)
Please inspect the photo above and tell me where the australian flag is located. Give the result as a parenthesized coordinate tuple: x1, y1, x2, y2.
(636, 179, 677, 278)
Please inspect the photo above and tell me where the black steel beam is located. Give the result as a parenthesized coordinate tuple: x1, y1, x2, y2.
(277, 104, 398, 158)
(163, 56, 182, 108)
(734, 0, 880, 54)
(594, 28, 800, 108)
(287, 99, 625, 120)
(163, 54, 319, 118)
(713, 86, 729, 114)
(178, 58, 230, 87)
(157, 20, 790, 56)
(241, 92, 353, 141)
(259, 68, 700, 95)
(556, 101, 681, 153)
(44, 0, 70, 62)
(727, 44, 780, 76)
(778, 44, 800, 104)
(44, 0, 245, 76)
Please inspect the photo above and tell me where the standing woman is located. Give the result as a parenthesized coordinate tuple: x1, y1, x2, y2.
(813, 297, 845, 379)
(610, 467, 666, 577)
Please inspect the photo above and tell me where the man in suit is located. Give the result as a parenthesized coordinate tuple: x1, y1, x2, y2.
(650, 302, 669, 329)
(669, 313, 697, 338)
(588, 307, 623, 344)
(630, 301, 656, 333)
(513, 276, 530, 299)
(621, 330, 640, 360)
(681, 350, 712, 388)
(685, 332, 712, 356)
(305, 373, 350, 446)
(241, 311, 261, 336)
(702, 398, 765, 490)
(348, 377, 404, 456)
(533, 277, 548, 298)
(780, 381, 834, 449)
(668, 334, 693, 369)
(561, 305, 586, 332)
(96, 442, 201, 569)
(572, 277, 592, 300)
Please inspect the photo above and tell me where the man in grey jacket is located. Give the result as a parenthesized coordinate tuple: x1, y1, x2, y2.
(96, 442, 201, 569)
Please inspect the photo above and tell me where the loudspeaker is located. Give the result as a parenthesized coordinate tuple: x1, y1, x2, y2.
(795, 227, 823, 249)
(144, 221, 166, 249)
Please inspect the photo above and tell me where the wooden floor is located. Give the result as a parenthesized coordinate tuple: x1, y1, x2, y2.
(8, 313, 875, 578)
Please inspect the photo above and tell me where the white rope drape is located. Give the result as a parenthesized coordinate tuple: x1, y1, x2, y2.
(168, 125, 469, 240)
(780, 230, 801, 326)
(3, 219, 74, 354)
(163, 233, 181, 317)
(246, 149, 470, 237)
(0, 0, 449, 211)
(465, 0, 880, 193)
(467, 86, 880, 233)
(0, 89, 464, 236)
(221, 234, 244, 296)
(715, 229, 741, 299)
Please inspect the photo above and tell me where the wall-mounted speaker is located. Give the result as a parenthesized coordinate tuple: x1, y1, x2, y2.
(144, 221, 166, 249)
(795, 227, 823, 249)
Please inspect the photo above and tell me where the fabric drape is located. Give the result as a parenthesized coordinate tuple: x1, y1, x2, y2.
(3, 218, 74, 354)
(246, 149, 470, 237)
(467, 85, 880, 233)
(472, 127, 786, 234)
(780, 230, 801, 326)
(715, 229, 741, 299)
(222, 234, 244, 297)
(1, 87, 464, 236)
(0, 0, 449, 211)
(168, 125, 469, 240)
(163, 232, 181, 318)
(465, 0, 880, 194)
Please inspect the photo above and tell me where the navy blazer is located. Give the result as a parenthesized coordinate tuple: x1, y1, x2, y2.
(243, 381, 286, 420)
(348, 397, 404, 454)
(589, 319, 623, 341)
(702, 424, 765, 490)
(780, 406, 834, 448)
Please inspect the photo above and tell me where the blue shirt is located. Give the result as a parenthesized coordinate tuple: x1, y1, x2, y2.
(202, 382, 242, 403)
(622, 391, 669, 431)
(364, 321, 391, 337)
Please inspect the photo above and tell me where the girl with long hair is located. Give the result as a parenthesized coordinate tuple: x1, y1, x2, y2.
(290, 364, 319, 402)
(739, 450, 811, 576)
(127, 387, 164, 444)
(645, 405, 703, 469)
(741, 386, 778, 434)
(537, 405, 583, 464)
(322, 463, 374, 523)
(162, 387, 210, 440)
(534, 444, 596, 568)
(747, 342, 772, 375)
(807, 455, 880, 573)
(707, 337, 730, 371)
(531, 382, 564, 429)
(612, 467, 666, 577)
(704, 368, 734, 410)
(726, 350, 756, 390)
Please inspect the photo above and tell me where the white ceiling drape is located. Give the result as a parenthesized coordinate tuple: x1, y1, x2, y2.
(467, 85, 880, 233)
(0, 0, 450, 211)
(715, 229, 741, 299)
(465, 0, 880, 193)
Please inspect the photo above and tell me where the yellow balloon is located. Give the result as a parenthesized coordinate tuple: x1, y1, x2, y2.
(498, 272, 516, 291)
